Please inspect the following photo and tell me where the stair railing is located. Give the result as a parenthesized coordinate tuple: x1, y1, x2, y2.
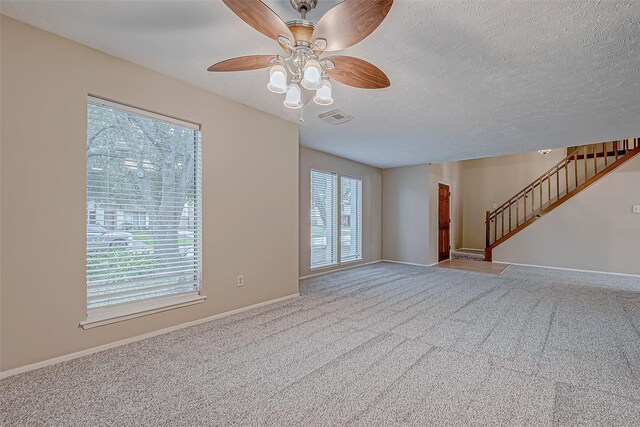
(485, 138, 639, 258)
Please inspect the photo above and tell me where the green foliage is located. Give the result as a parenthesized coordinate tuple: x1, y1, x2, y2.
(87, 248, 159, 283)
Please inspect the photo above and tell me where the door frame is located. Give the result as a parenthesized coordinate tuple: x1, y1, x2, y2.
(437, 181, 452, 262)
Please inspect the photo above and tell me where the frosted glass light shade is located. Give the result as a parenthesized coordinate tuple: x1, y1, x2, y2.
(301, 59, 322, 90)
(283, 83, 302, 109)
(267, 65, 287, 94)
(314, 79, 333, 105)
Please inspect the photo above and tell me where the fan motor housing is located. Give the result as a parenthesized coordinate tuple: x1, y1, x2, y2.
(286, 20, 315, 45)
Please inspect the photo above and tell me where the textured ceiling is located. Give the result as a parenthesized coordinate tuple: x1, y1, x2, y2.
(2, 1, 640, 167)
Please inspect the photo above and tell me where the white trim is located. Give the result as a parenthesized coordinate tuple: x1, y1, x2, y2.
(88, 95, 200, 130)
(496, 261, 640, 278)
(1, 293, 299, 379)
(309, 261, 338, 271)
(81, 293, 207, 329)
(382, 259, 437, 267)
(300, 260, 381, 279)
(457, 248, 485, 252)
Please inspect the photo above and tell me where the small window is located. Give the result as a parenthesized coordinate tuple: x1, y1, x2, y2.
(84, 97, 203, 326)
(310, 170, 338, 268)
(340, 176, 362, 262)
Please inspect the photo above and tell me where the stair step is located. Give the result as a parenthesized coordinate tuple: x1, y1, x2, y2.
(451, 249, 485, 262)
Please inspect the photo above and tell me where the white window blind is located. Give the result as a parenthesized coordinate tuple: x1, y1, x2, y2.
(86, 97, 202, 312)
(340, 176, 362, 262)
(310, 170, 337, 268)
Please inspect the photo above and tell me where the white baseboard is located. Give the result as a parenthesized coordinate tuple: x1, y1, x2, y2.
(497, 261, 640, 278)
(299, 260, 382, 279)
(0, 293, 300, 380)
(382, 259, 437, 267)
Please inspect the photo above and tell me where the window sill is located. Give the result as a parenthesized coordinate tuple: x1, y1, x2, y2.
(310, 262, 338, 271)
(80, 292, 206, 330)
(340, 257, 364, 265)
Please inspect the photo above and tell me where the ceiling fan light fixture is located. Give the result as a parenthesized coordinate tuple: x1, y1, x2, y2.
(284, 83, 303, 109)
(213, 0, 393, 110)
(314, 78, 333, 106)
(267, 64, 288, 94)
(301, 58, 322, 90)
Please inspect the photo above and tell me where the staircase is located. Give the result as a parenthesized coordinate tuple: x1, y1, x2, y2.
(484, 138, 640, 261)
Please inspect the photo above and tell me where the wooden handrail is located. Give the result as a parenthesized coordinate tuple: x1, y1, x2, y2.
(485, 138, 639, 259)
(488, 144, 589, 219)
(487, 139, 636, 219)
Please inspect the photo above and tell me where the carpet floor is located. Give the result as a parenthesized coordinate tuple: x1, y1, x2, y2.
(2, 262, 640, 426)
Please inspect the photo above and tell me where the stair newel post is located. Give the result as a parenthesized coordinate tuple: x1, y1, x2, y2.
(603, 142, 608, 167)
(484, 210, 492, 262)
(485, 210, 491, 247)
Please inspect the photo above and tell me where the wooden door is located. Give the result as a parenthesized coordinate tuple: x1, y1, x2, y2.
(438, 183, 451, 262)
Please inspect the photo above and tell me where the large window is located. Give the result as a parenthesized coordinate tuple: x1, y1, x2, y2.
(310, 171, 362, 269)
(340, 176, 362, 262)
(84, 97, 202, 326)
(310, 170, 337, 268)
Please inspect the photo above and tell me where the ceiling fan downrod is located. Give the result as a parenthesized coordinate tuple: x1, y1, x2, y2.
(290, 0, 317, 20)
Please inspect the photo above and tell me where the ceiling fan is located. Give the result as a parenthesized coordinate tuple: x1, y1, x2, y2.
(208, 0, 393, 109)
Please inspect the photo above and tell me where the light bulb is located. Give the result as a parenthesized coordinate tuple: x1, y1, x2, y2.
(301, 58, 322, 90)
(283, 83, 302, 109)
(314, 78, 333, 106)
(267, 64, 287, 94)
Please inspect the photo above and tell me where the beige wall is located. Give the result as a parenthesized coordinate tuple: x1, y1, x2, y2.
(461, 149, 566, 248)
(380, 162, 463, 266)
(428, 162, 463, 264)
(494, 156, 640, 275)
(299, 146, 382, 277)
(382, 165, 430, 265)
(0, 16, 299, 372)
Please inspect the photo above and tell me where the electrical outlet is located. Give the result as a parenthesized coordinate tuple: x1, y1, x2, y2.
(633, 205, 640, 214)
(237, 275, 244, 287)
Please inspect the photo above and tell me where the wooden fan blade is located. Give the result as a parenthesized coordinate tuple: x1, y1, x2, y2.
(222, 0, 294, 43)
(207, 55, 275, 72)
(313, 0, 393, 51)
(325, 55, 390, 89)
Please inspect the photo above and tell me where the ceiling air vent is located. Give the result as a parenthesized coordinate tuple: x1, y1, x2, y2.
(318, 109, 353, 125)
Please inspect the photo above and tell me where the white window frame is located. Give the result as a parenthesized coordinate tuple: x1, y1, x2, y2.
(310, 170, 338, 269)
(81, 95, 205, 329)
(340, 175, 363, 263)
(309, 170, 363, 270)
